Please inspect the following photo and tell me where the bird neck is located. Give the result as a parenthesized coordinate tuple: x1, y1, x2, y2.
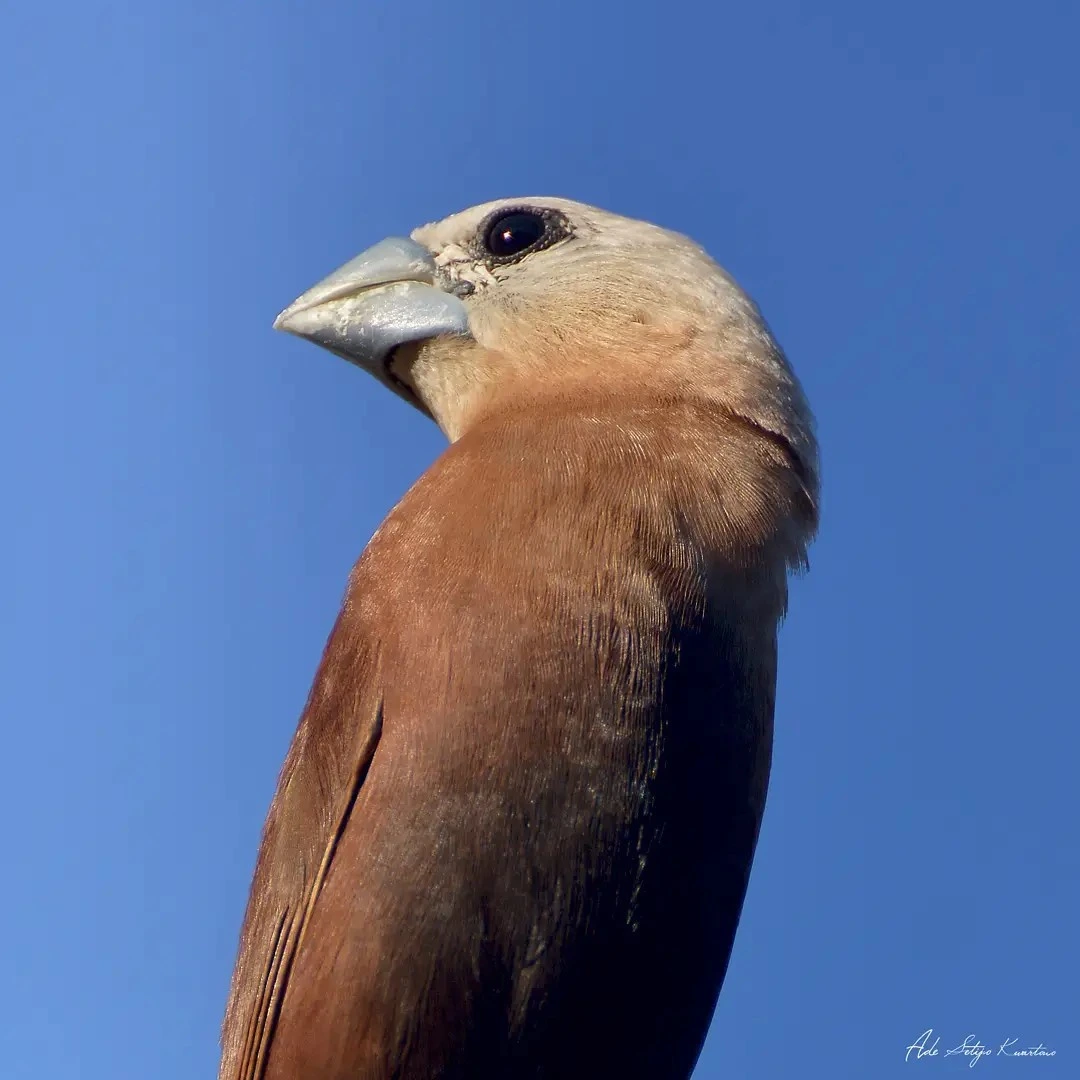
(456, 393, 815, 584)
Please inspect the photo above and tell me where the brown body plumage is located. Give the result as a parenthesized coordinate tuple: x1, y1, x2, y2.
(220, 198, 818, 1080)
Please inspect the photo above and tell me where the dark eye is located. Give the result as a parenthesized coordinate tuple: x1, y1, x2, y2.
(483, 211, 547, 258)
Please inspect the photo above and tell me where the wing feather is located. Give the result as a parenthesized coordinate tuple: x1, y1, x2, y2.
(219, 609, 382, 1080)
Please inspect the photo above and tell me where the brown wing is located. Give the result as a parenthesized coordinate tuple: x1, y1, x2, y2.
(219, 607, 383, 1080)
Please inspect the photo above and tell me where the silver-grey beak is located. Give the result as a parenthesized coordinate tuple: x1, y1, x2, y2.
(273, 237, 470, 411)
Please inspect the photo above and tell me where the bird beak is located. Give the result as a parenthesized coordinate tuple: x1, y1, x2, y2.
(273, 237, 471, 412)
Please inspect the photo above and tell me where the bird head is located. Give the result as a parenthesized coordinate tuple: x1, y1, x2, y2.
(275, 196, 818, 514)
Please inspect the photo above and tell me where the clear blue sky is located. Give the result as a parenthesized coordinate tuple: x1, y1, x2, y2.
(2, 3, 1076, 1077)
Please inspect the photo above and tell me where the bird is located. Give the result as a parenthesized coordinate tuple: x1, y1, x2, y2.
(219, 197, 819, 1080)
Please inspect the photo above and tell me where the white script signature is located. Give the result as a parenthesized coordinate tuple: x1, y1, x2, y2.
(906, 1029, 1057, 1066)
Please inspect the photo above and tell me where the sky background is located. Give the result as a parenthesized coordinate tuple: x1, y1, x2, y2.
(2, 2, 1077, 1077)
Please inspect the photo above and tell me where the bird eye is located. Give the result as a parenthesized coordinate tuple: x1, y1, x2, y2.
(483, 211, 547, 258)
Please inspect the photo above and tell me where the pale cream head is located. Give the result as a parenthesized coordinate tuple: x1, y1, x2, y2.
(397, 197, 817, 490)
(274, 195, 819, 520)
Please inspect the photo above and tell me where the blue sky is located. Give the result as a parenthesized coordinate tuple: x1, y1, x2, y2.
(2, 2, 1077, 1077)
